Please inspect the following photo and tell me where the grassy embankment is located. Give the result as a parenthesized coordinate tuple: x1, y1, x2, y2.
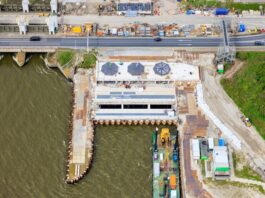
(57, 50, 75, 66)
(221, 52, 265, 139)
(200, 160, 206, 177)
(232, 152, 263, 181)
(79, 53, 97, 69)
(185, 0, 264, 12)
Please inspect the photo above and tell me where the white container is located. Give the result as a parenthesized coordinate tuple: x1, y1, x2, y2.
(208, 138, 214, 150)
(160, 153, 164, 161)
(154, 162, 160, 177)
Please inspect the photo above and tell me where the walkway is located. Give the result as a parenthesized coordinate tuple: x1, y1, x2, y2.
(231, 177, 265, 189)
(66, 69, 94, 183)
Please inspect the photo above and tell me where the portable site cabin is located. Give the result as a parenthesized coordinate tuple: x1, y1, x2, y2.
(213, 146, 230, 176)
(200, 140, 208, 160)
(217, 64, 224, 74)
(208, 138, 214, 151)
(192, 139, 200, 160)
(154, 162, 160, 177)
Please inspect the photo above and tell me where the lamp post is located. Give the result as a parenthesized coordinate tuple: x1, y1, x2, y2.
(86, 32, 89, 52)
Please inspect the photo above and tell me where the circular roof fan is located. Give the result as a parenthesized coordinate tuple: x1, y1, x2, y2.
(153, 62, 171, 76)
(127, 62, 144, 76)
(101, 62, 119, 76)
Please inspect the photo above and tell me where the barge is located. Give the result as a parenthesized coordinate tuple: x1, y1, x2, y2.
(152, 128, 181, 198)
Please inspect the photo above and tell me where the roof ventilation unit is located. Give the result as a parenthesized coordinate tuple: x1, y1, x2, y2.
(101, 62, 119, 76)
(153, 62, 171, 76)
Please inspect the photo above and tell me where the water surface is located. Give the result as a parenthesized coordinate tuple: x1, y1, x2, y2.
(0, 55, 153, 198)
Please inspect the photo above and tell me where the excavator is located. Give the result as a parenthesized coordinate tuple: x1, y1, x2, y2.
(160, 128, 170, 144)
(240, 115, 252, 127)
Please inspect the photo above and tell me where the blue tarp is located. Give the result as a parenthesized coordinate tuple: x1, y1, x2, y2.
(214, 8, 229, 15)
(218, 138, 225, 146)
(186, 10, 195, 15)
(239, 24, 245, 32)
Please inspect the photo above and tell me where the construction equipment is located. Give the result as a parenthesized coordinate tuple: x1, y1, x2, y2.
(201, 24, 207, 34)
(240, 115, 252, 127)
(85, 23, 93, 33)
(72, 26, 82, 33)
(173, 130, 178, 162)
(160, 128, 170, 144)
(248, 27, 257, 33)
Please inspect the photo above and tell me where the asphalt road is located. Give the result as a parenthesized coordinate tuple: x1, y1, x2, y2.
(0, 33, 264, 48)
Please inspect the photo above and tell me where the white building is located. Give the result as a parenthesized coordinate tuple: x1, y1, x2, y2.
(116, 0, 153, 15)
(93, 61, 199, 121)
(213, 146, 230, 179)
(192, 139, 200, 160)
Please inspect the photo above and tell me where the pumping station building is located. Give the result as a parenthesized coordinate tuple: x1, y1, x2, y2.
(93, 61, 200, 123)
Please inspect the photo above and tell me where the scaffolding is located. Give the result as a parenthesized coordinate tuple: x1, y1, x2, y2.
(215, 19, 236, 65)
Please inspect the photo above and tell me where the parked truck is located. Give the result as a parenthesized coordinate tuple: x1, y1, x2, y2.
(214, 8, 229, 16)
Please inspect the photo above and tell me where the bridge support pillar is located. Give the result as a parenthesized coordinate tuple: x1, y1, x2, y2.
(12, 51, 27, 67)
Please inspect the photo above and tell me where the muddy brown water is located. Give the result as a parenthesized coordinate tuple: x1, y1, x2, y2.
(0, 55, 156, 198)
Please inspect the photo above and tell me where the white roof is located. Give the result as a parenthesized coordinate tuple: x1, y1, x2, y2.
(170, 190, 177, 198)
(208, 138, 214, 150)
(213, 146, 229, 168)
(97, 61, 199, 82)
(154, 162, 160, 177)
(95, 85, 176, 103)
(192, 139, 200, 159)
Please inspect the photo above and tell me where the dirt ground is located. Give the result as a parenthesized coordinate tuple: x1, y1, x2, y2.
(223, 60, 244, 79)
(202, 68, 265, 180)
(206, 183, 265, 198)
(62, 0, 114, 15)
(155, 0, 180, 15)
(61, 0, 181, 16)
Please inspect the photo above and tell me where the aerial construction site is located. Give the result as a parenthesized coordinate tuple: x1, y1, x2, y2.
(0, 0, 265, 198)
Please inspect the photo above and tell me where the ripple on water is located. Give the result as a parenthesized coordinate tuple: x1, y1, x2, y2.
(0, 55, 173, 198)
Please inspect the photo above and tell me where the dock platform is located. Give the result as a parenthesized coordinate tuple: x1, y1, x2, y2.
(66, 69, 94, 184)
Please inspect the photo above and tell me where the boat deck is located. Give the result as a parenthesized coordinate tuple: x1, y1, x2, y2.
(153, 133, 181, 198)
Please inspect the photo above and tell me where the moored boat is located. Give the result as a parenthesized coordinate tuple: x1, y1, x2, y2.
(152, 128, 181, 198)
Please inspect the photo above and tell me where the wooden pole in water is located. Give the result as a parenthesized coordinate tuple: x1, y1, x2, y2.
(122, 120, 127, 125)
